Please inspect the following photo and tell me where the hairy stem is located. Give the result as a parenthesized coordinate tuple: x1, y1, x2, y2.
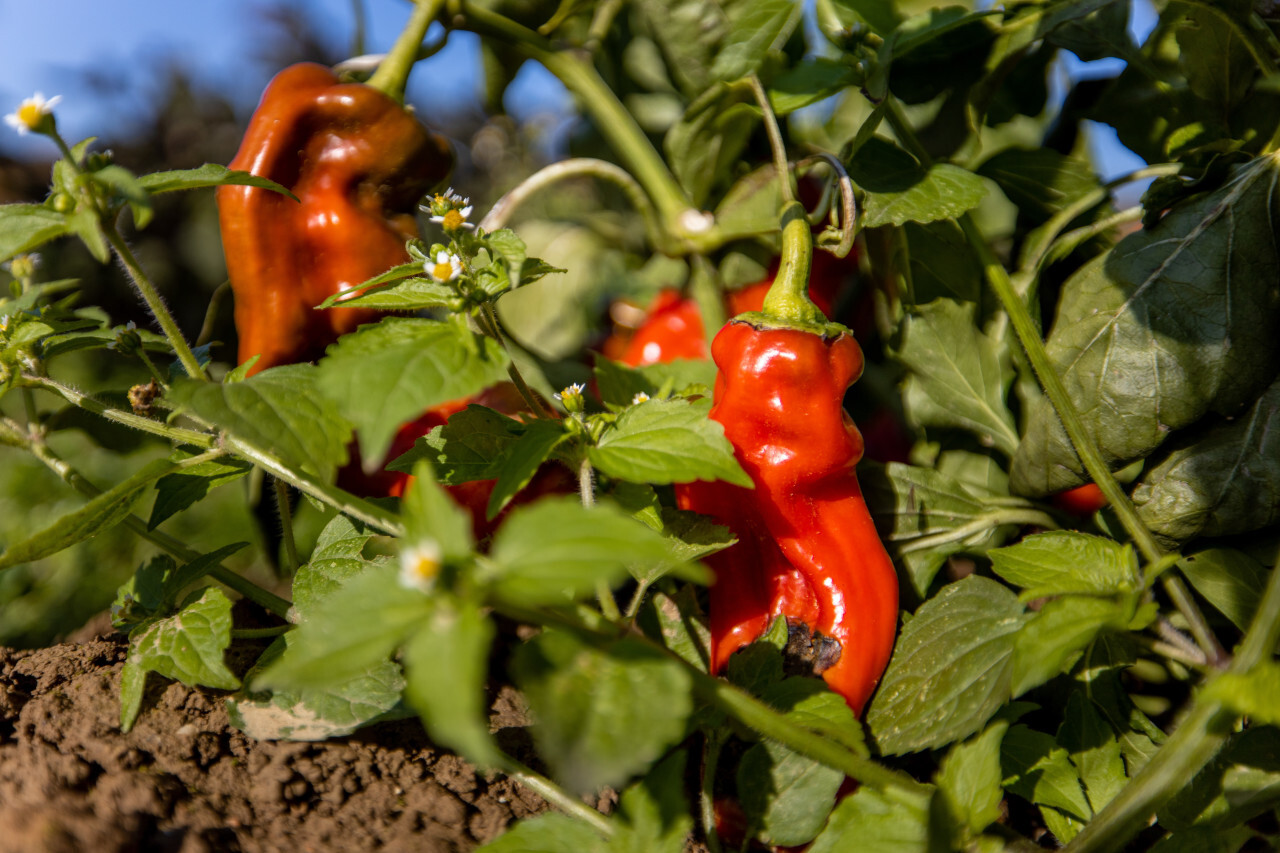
(500, 755, 614, 837)
(22, 373, 215, 446)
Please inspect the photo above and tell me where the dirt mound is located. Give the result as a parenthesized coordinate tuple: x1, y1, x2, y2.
(0, 636, 548, 852)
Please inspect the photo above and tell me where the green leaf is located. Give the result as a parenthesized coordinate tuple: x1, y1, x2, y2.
(897, 299, 1019, 457)
(487, 497, 684, 606)
(315, 262, 429, 309)
(711, 0, 802, 82)
(320, 276, 458, 311)
(0, 204, 71, 263)
(513, 630, 692, 793)
(711, 164, 787, 242)
(867, 576, 1028, 754)
(0, 458, 175, 570)
(474, 813, 607, 853)
(1012, 595, 1135, 696)
(860, 461, 1014, 596)
(769, 58, 859, 115)
(1176, 1, 1255, 110)
(1059, 691, 1127, 815)
(1203, 663, 1280, 725)
(486, 419, 568, 519)
(290, 515, 380, 618)
(589, 397, 751, 487)
(850, 138, 986, 228)
(1148, 827, 1257, 853)
(1133, 376, 1280, 542)
(402, 598, 498, 767)
(739, 735, 845, 847)
(401, 461, 474, 560)
(407, 405, 525, 483)
(989, 531, 1140, 600)
(1011, 156, 1280, 496)
(936, 720, 1008, 837)
(976, 148, 1103, 225)
(1176, 548, 1268, 631)
(148, 454, 252, 529)
(808, 784, 933, 853)
(637, 587, 712, 672)
(1001, 724, 1092, 824)
(611, 752, 693, 853)
(256, 563, 432, 689)
(67, 206, 109, 262)
(226, 634, 405, 741)
(633, 0, 730, 97)
(168, 365, 351, 481)
(665, 83, 759, 207)
(121, 586, 240, 731)
(91, 164, 153, 229)
(902, 220, 984, 305)
(484, 228, 529, 290)
(138, 163, 297, 199)
(316, 318, 509, 465)
(592, 357, 716, 408)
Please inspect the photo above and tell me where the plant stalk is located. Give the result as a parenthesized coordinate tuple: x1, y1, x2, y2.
(22, 374, 216, 447)
(366, 0, 445, 100)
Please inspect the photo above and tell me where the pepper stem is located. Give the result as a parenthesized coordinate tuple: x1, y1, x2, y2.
(366, 0, 444, 101)
(759, 201, 824, 327)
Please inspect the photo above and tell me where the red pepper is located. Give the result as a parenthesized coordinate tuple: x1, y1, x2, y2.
(217, 62, 453, 374)
(674, 204, 898, 714)
(1051, 482, 1108, 516)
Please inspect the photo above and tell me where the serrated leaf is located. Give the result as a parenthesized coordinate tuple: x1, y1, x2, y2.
(474, 813, 607, 853)
(256, 563, 432, 689)
(121, 586, 240, 731)
(487, 497, 685, 605)
(976, 148, 1103, 224)
(807, 784, 933, 853)
(897, 299, 1019, 456)
(638, 587, 711, 671)
(403, 598, 498, 767)
(291, 516, 381, 618)
(849, 138, 986, 228)
(316, 318, 509, 465)
(320, 276, 457, 311)
(867, 576, 1028, 754)
(406, 405, 525, 482)
(486, 419, 568, 519)
(513, 630, 692, 793)
(589, 397, 751, 487)
(148, 454, 252, 529)
(138, 164, 297, 199)
(592, 357, 716, 408)
(1133, 376, 1280, 542)
(1001, 724, 1092, 823)
(989, 531, 1140, 599)
(0, 203, 71, 263)
(227, 633, 405, 741)
(739, 735, 844, 847)
(710, 0, 802, 82)
(0, 458, 175, 570)
(937, 720, 1008, 837)
(1059, 691, 1127, 815)
(1011, 156, 1280, 496)
(1176, 548, 1268, 631)
(1012, 595, 1134, 696)
(168, 364, 351, 481)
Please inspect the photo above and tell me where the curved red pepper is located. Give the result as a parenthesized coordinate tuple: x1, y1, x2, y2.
(676, 321, 898, 715)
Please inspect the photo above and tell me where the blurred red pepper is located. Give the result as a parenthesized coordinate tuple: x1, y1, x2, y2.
(217, 62, 453, 374)
(1051, 483, 1108, 516)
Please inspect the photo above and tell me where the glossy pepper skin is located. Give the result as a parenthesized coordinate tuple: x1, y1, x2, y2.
(218, 63, 453, 374)
(675, 321, 899, 715)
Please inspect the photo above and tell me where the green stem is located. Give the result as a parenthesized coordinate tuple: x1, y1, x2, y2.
(365, 0, 445, 100)
(477, 302, 555, 419)
(760, 201, 823, 326)
(454, 2, 714, 251)
(222, 435, 402, 536)
(274, 478, 300, 575)
(501, 755, 614, 837)
(231, 625, 291, 639)
(1065, 542, 1280, 852)
(701, 733, 726, 853)
(22, 374, 216, 447)
(748, 75, 794, 205)
(477, 157, 662, 245)
(134, 347, 167, 387)
(893, 508, 1058, 554)
(102, 224, 208, 381)
(25, 440, 293, 617)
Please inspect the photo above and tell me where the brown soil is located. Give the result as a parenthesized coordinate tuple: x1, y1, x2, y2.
(0, 634, 550, 853)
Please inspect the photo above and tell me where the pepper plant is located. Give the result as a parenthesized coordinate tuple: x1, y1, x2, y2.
(3, 0, 1280, 850)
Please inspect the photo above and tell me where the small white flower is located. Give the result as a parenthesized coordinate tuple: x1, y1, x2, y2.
(425, 250, 462, 283)
(4, 92, 61, 135)
(429, 205, 475, 231)
(399, 539, 443, 593)
(631, 392, 650, 405)
(554, 382, 586, 403)
(554, 382, 587, 413)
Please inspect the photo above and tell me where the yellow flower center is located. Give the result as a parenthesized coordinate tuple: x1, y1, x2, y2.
(432, 261, 454, 281)
(17, 103, 42, 128)
(409, 552, 441, 582)
(442, 209, 464, 230)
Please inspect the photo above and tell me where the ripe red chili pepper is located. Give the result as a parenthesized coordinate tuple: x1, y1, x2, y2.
(217, 62, 453, 374)
(1051, 482, 1108, 516)
(674, 204, 898, 715)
